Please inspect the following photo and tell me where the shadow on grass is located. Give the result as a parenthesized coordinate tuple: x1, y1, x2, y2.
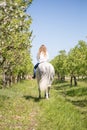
(65, 87, 87, 97)
(53, 80, 87, 112)
(66, 98, 87, 115)
(23, 95, 45, 102)
(53, 79, 69, 84)
(70, 99, 87, 107)
(53, 83, 70, 91)
(61, 87, 87, 113)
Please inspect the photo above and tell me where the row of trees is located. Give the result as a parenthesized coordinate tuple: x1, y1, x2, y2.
(0, 0, 33, 87)
(51, 40, 87, 86)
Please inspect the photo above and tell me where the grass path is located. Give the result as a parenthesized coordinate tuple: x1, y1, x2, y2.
(0, 80, 87, 130)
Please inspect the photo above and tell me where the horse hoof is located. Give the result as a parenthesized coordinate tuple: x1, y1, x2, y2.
(46, 97, 49, 100)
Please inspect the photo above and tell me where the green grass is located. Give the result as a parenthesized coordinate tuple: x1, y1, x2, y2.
(0, 79, 87, 130)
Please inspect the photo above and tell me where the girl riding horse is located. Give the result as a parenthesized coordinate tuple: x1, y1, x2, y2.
(32, 44, 49, 79)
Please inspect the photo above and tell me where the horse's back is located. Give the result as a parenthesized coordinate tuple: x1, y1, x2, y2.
(37, 62, 54, 77)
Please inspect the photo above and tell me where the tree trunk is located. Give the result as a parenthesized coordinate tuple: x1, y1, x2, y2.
(74, 76, 77, 86)
(70, 73, 77, 87)
(70, 76, 73, 86)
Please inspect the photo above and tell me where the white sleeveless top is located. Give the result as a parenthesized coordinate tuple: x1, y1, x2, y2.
(36, 51, 49, 63)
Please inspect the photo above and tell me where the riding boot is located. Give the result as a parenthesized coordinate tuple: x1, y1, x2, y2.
(32, 73, 36, 79)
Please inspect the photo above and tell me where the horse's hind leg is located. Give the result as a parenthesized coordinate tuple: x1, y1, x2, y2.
(45, 87, 50, 99)
(48, 87, 50, 98)
(45, 91, 49, 99)
(38, 88, 41, 98)
(44, 91, 46, 98)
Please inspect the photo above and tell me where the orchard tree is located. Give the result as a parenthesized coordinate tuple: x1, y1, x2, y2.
(51, 40, 87, 86)
(73, 40, 87, 78)
(51, 50, 67, 81)
(0, 0, 33, 87)
(67, 40, 87, 86)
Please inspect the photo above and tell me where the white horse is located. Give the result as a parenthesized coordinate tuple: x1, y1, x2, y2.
(36, 62, 55, 99)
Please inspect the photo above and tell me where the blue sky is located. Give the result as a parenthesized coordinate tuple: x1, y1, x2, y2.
(27, 0, 87, 64)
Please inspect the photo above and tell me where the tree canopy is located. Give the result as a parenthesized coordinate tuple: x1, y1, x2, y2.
(51, 40, 87, 82)
(0, 0, 33, 86)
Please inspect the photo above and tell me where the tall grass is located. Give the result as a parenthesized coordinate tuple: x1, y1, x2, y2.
(0, 79, 87, 130)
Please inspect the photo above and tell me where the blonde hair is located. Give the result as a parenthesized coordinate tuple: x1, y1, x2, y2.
(38, 44, 47, 56)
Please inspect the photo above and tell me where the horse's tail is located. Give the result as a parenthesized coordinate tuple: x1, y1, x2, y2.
(39, 77, 49, 91)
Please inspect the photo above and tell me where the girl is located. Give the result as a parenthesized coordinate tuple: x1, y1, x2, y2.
(32, 44, 49, 78)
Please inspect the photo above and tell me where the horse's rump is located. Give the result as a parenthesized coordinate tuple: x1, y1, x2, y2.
(36, 62, 55, 91)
